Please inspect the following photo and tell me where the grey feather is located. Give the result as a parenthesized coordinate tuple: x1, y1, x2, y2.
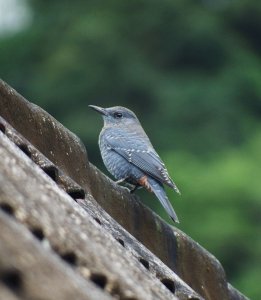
(147, 177, 179, 223)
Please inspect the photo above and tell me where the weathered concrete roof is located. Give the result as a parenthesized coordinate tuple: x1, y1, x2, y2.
(0, 79, 248, 300)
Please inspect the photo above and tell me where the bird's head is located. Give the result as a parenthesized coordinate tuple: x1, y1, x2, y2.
(89, 105, 140, 127)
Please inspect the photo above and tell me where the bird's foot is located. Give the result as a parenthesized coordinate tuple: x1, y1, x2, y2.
(129, 184, 142, 194)
(114, 178, 142, 194)
(115, 177, 128, 184)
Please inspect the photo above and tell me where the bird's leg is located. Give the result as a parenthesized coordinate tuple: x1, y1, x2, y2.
(115, 177, 128, 184)
(115, 178, 142, 194)
(130, 184, 142, 194)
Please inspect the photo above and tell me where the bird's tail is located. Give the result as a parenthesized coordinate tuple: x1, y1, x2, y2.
(147, 177, 179, 223)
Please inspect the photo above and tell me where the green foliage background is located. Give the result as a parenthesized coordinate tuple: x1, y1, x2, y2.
(1, 0, 260, 298)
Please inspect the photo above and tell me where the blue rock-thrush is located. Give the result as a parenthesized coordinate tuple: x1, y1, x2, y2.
(89, 105, 180, 223)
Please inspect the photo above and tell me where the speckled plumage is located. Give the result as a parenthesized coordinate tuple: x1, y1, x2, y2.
(89, 105, 180, 223)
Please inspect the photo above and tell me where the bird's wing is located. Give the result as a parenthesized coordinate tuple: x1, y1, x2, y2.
(104, 130, 180, 193)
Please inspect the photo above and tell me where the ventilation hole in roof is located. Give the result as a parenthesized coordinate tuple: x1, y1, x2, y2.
(0, 202, 15, 216)
(0, 269, 23, 293)
(0, 123, 6, 133)
(90, 273, 107, 289)
(116, 238, 125, 247)
(42, 166, 58, 182)
(139, 258, 150, 270)
(161, 278, 175, 294)
(94, 217, 102, 225)
(18, 144, 31, 158)
(68, 189, 85, 200)
(60, 251, 78, 266)
(30, 227, 45, 241)
(187, 297, 201, 300)
(109, 282, 121, 297)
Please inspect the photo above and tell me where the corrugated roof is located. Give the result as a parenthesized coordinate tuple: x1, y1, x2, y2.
(0, 79, 248, 300)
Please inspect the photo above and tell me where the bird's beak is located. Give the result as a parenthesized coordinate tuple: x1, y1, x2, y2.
(88, 105, 108, 116)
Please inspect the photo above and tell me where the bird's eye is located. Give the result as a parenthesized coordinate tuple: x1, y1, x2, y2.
(113, 112, 123, 119)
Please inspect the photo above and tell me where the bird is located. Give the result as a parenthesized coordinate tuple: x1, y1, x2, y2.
(89, 105, 181, 223)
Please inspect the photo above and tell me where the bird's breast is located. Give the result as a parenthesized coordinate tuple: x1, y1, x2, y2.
(98, 133, 129, 180)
